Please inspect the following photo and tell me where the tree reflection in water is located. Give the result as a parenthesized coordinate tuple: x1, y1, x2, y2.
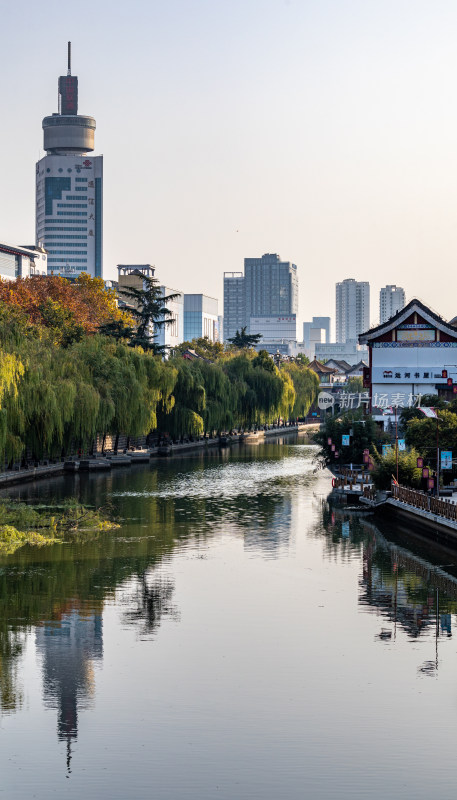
(121, 571, 179, 637)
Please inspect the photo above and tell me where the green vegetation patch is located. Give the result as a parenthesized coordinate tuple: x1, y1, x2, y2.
(0, 499, 119, 555)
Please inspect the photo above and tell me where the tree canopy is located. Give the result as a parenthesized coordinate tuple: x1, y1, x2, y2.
(228, 326, 262, 349)
(118, 275, 179, 354)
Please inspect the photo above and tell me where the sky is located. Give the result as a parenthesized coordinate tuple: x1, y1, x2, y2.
(1, 0, 457, 338)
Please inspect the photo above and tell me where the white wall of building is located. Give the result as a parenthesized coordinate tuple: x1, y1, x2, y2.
(315, 341, 368, 365)
(36, 154, 103, 278)
(379, 285, 405, 324)
(155, 287, 184, 350)
(336, 279, 370, 343)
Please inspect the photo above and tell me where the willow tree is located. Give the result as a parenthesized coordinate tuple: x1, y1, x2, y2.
(0, 352, 24, 463)
(158, 360, 206, 438)
(281, 362, 319, 419)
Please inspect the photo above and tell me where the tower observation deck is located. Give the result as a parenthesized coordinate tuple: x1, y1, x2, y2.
(42, 42, 96, 154)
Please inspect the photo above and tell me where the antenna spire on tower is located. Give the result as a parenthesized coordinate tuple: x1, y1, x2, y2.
(67, 41, 71, 76)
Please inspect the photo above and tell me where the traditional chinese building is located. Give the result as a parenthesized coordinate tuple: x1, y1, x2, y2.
(359, 299, 457, 424)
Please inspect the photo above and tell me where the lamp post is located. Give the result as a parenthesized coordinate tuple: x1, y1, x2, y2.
(436, 416, 440, 498)
(395, 405, 399, 484)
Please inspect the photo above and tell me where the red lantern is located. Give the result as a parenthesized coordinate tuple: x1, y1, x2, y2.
(447, 378, 453, 386)
(422, 467, 429, 478)
(328, 437, 332, 445)
(427, 478, 435, 490)
(442, 369, 448, 379)
(335, 451, 339, 458)
(331, 444, 336, 452)
(417, 457, 423, 468)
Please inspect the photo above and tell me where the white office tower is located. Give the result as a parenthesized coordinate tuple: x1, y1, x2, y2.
(335, 279, 369, 343)
(36, 43, 103, 278)
(379, 285, 405, 324)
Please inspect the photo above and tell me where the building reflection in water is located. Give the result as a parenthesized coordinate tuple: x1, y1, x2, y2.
(35, 603, 103, 773)
(320, 498, 457, 672)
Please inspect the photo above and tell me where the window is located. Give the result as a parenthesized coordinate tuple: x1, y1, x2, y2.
(45, 235, 87, 240)
(75, 177, 88, 182)
(48, 258, 87, 263)
(45, 227, 87, 231)
(65, 196, 88, 200)
(44, 176, 71, 214)
(56, 212, 87, 216)
(57, 203, 87, 208)
(48, 250, 88, 256)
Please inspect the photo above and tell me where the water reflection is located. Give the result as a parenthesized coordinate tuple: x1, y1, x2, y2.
(321, 497, 457, 675)
(121, 570, 179, 638)
(36, 604, 103, 772)
(5, 444, 457, 797)
(0, 443, 315, 764)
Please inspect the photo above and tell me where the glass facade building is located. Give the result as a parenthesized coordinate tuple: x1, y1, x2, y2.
(184, 294, 219, 342)
(223, 272, 245, 342)
(223, 254, 298, 343)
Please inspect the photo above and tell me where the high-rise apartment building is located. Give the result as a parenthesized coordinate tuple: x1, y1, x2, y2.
(336, 279, 369, 343)
(223, 272, 245, 341)
(223, 254, 298, 344)
(379, 285, 405, 324)
(36, 43, 103, 278)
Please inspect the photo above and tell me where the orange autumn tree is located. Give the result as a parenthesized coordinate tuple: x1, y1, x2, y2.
(0, 274, 130, 344)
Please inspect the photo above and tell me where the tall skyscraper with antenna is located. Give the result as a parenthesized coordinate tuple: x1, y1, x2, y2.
(36, 43, 103, 278)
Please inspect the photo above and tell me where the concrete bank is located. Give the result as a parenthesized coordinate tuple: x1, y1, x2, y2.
(380, 497, 457, 542)
(0, 423, 319, 489)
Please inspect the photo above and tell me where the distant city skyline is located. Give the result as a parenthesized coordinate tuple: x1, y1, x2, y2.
(2, 1, 457, 326)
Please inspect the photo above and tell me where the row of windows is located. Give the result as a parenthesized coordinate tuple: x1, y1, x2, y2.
(47, 242, 87, 248)
(74, 187, 87, 191)
(48, 258, 88, 263)
(48, 250, 88, 256)
(57, 203, 87, 209)
(75, 177, 88, 182)
(65, 196, 88, 201)
(45, 235, 87, 240)
(56, 211, 87, 216)
(45, 227, 87, 231)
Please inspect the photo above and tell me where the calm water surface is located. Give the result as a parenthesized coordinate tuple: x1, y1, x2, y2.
(2, 438, 457, 799)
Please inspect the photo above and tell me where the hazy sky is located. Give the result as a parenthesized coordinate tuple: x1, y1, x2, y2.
(2, 0, 457, 336)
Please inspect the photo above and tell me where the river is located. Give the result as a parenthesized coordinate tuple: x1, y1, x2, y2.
(1, 436, 457, 799)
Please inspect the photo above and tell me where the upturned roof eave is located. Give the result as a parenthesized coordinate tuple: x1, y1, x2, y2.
(358, 298, 457, 344)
